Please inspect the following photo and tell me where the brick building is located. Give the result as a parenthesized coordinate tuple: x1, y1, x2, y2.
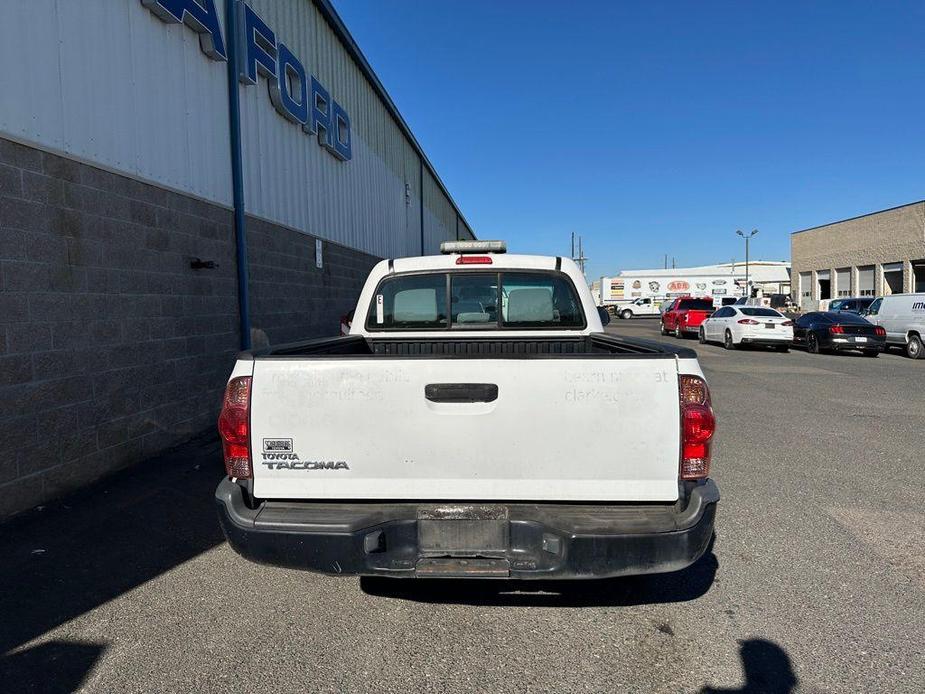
(791, 201, 925, 310)
(0, 0, 475, 518)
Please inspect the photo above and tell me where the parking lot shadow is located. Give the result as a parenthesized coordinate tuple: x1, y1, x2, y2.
(0, 432, 225, 687)
(360, 535, 718, 607)
(700, 638, 798, 693)
(0, 640, 107, 694)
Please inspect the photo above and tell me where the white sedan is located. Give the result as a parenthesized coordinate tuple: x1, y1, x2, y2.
(699, 306, 793, 351)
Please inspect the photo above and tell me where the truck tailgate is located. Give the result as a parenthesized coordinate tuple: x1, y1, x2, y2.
(249, 358, 682, 502)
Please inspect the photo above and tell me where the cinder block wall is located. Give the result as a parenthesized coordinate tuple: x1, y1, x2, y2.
(246, 217, 378, 346)
(0, 137, 381, 519)
(0, 137, 239, 517)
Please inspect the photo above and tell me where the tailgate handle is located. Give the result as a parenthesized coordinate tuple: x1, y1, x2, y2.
(425, 383, 498, 403)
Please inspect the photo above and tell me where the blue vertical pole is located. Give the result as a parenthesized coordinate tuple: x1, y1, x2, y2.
(419, 158, 425, 256)
(225, 0, 251, 349)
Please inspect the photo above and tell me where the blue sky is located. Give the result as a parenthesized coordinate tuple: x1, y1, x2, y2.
(333, 0, 925, 280)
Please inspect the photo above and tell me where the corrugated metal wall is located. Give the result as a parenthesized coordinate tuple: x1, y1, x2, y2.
(243, 0, 422, 258)
(422, 166, 455, 254)
(0, 0, 232, 205)
(0, 0, 472, 258)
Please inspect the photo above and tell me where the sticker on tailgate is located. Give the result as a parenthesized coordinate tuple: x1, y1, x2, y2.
(263, 438, 293, 452)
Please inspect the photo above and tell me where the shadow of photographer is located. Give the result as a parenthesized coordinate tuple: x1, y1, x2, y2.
(701, 639, 798, 694)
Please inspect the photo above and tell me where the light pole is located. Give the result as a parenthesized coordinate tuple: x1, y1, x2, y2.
(736, 229, 758, 298)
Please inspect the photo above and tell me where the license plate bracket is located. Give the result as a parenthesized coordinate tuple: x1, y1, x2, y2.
(417, 505, 509, 557)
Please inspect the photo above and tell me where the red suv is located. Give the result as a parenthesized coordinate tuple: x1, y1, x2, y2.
(661, 297, 716, 338)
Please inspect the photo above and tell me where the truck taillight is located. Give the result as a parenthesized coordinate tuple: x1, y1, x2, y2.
(218, 376, 252, 479)
(679, 375, 715, 480)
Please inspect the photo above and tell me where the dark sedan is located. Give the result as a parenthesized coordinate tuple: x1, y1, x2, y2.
(793, 311, 886, 356)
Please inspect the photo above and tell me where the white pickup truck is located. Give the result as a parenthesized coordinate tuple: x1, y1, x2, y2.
(215, 242, 718, 579)
(614, 297, 662, 319)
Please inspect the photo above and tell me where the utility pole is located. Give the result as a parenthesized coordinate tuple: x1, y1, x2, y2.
(736, 229, 758, 297)
(671, 257, 676, 270)
(568, 232, 587, 275)
(575, 236, 588, 276)
(664, 254, 668, 270)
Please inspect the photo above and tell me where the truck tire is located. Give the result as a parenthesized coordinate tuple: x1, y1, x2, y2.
(906, 334, 923, 359)
(621, 309, 633, 320)
(674, 324, 682, 339)
(660, 322, 668, 335)
(724, 330, 736, 350)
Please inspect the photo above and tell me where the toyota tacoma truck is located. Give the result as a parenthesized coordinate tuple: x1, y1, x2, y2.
(215, 241, 718, 579)
(660, 296, 716, 339)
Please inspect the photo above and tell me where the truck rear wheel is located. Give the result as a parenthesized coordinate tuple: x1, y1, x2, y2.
(906, 334, 923, 359)
(660, 323, 667, 335)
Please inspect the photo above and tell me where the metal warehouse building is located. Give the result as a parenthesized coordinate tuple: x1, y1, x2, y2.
(791, 201, 925, 310)
(0, 0, 475, 518)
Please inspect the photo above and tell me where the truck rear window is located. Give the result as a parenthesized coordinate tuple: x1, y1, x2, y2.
(679, 299, 715, 311)
(367, 271, 585, 330)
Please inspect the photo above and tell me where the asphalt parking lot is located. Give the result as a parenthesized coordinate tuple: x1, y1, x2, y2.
(2, 319, 923, 693)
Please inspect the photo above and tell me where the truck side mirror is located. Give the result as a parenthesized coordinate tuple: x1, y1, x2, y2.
(597, 306, 611, 327)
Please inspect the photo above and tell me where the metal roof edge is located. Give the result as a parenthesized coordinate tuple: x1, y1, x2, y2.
(791, 199, 925, 235)
(312, 0, 476, 240)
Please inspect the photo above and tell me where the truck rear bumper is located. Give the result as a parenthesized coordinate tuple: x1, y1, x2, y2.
(215, 479, 718, 579)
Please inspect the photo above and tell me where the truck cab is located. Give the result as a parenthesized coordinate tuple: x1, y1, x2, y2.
(215, 242, 719, 579)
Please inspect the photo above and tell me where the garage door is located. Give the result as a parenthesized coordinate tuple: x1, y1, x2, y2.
(857, 266, 874, 296)
(882, 262, 903, 295)
(835, 267, 851, 297)
(799, 272, 812, 302)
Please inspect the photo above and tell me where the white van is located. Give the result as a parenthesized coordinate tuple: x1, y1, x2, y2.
(864, 293, 925, 359)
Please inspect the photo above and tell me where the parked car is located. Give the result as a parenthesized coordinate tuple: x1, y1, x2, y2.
(769, 294, 796, 311)
(215, 241, 719, 580)
(339, 308, 355, 335)
(862, 293, 925, 359)
(615, 297, 660, 319)
(660, 296, 715, 338)
(792, 311, 886, 356)
(828, 297, 875, 315)
(699, 306, 793, 351)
